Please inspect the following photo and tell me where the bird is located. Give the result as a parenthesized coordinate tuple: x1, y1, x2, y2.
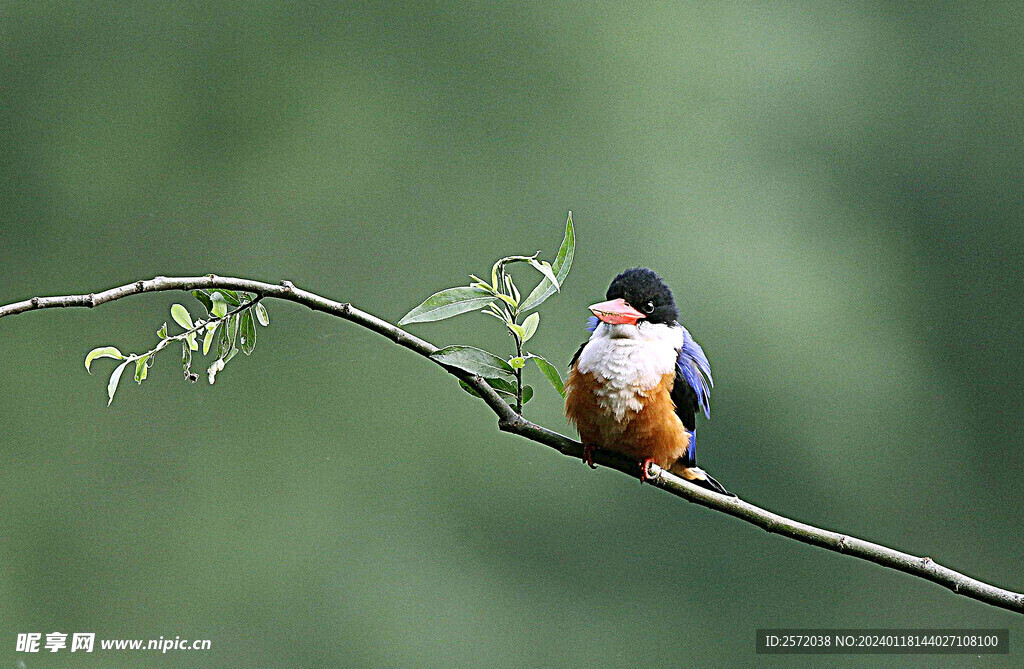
(564, 267, 732, 495)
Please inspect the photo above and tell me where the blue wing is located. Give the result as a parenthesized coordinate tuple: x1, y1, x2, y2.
(676, 324, 713, 420)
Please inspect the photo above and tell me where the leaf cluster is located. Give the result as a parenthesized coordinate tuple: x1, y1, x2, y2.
(85, 289, 270, 405)
(398, 213, 574, 412)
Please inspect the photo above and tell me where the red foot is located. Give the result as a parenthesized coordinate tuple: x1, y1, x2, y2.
(582, 444, 598, 469)
(639, 458, 658, 484)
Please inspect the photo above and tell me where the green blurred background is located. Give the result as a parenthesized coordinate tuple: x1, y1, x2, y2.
(3, 1, 1023, 667)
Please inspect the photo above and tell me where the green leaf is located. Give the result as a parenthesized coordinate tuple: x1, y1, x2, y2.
(156, 323, 168, 339)
(495, 292, 518, 308)
(532, 354, 566, 397)
(482, 304, 510, 323)
(520, 212, 575, 312)
(488, 378, 519, 395)
(254, 303, 270, 326)
(469, 275, 495, 292)
(430, 345, 515, 378)
(218, 315, 239, 359)
(107, 359, 131, 406)
(508, 322, 526, 340)
(192, 290, 214, 314)
(134, 355, 149, 384)
(186, 332, 199, 351)
(203, 322, 218, 355)
(217, 317, 230, 358)
(458, 378, 533, 404)
(502, 274, 519, 304)
(459, 377, 513, 397)
(193, 289, 247, 312)
(399, 287, 496, 325)
(171, 304, 193, 330)
(527, 258, 559, 291)
(509, 356, 526, 369)
(211, 298, 227, 318)
(85, 346, 124, 373)
(210, 290, 241, 306)
(490, 253, 540, 295)
(521, 312, 539, 343)
(239, 309, 257, 355)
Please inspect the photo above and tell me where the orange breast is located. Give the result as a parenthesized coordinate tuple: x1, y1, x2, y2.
(565, 364, 690, 468)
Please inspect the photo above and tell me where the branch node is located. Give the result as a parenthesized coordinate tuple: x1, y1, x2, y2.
(921, 556, 933, 568)
(280, 280, 296, 293)
(498, 416, 525, 433)
(135, 281, 144, 292)
(30, 297, 39, 308)
(87, 293, 96, 307)
(837, 535, 848, 552)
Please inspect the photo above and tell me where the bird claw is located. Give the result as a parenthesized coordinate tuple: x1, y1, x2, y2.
(639, 458, 658, 484)
(582, 444, 598, 469)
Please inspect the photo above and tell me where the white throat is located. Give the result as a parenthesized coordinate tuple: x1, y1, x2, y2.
(576, 321, 684, 420)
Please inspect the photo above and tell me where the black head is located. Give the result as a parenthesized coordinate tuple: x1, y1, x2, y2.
(605, 267, 678, 325)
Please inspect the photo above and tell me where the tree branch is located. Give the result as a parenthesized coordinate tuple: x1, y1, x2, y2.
(3, 275, 1022, 615)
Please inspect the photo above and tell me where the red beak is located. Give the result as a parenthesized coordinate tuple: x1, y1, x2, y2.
(589, 298, 646, 325)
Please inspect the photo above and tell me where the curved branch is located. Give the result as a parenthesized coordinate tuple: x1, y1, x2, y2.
(2, 275, 1022, 615)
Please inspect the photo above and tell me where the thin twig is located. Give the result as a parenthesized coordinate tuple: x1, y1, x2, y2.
(2, 275, 1022, 615)
(514, 335, 524, 415)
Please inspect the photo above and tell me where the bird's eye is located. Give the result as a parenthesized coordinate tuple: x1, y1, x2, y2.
(643, 301, 655, 314)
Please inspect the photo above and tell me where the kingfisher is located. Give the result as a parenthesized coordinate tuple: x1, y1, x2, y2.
(564, 267, 732, 495)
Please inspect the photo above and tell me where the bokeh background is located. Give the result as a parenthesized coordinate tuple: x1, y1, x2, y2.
(3, 1, 1023, 667)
